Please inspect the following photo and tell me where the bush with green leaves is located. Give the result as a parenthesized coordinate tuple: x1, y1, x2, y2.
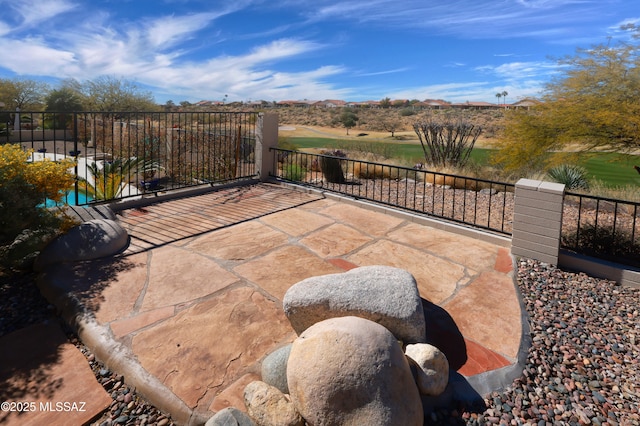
(547, 164, 590, 190)
(282, 164, 306, 181)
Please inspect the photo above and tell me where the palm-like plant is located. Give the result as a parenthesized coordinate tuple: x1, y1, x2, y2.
(85, 157, 158, 200)
(495, 92, 502, 104)
(502, 90, 508, 105)
(547, 164, 590, 190)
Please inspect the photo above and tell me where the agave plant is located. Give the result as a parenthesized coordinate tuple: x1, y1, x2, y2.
(547, 164, 590, 190)
(85, 157, 159, 200)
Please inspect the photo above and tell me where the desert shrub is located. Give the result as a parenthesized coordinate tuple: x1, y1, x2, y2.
(282, 164, 306, 181)
(562, 224, 640, 268)
(400, 108, 416, 117)
(414, 114, 482, 168)
(584, 181, 640, 203)
(0, 144, 77, 268)
(547, 164, 590, 189)
(352, 162, 402, 180)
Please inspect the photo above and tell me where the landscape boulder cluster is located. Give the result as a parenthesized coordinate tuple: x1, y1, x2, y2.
(207, 265, 452, 426)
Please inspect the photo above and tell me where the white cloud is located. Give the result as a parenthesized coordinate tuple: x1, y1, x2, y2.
(296, 0, 616, 41)
(477, 61, 560, 80)
(0, 38, 76, 74)
(6, 0, 77, 28)
(356, 68, 409, 77)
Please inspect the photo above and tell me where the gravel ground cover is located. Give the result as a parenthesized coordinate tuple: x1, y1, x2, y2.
(426, 259, 640, 425)
(0, 270, 175, 426)
(1, 257, 638, 425)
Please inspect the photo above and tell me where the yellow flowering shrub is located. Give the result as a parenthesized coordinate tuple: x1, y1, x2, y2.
(0, 144, 78, 268)
(0, 144, 75, 202)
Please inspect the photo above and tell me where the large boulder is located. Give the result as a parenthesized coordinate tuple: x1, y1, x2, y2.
(243, 381, 304, 426)
(405, 343, 449, 396)
(34, 219, 128, 271)
(286, 316, 423, 426)
(283, 265, 426, 344)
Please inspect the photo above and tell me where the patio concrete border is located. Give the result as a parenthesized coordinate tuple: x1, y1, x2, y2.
(35, 267, 210, 426)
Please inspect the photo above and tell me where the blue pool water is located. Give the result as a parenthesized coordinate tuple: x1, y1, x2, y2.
(44, 190, 93, 207)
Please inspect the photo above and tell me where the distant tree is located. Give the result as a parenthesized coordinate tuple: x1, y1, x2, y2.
(379, 118, 403, 137)
(493, 25, 640, 174)
(45, 87, 84, 112)
(164, 100, 176, 111)
(338, 108, 359, 135)
(495, 92, 502, 105)
(180, 101, 192, 109)
(83, 76, 157, 112)
(501, 91, 508, 105)
(0, 78, 49, 110)
(44, 87, 84, 129)
(380, 97, 392, 108)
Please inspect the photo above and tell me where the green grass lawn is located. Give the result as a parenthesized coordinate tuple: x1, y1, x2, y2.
(576, 152, 640, 188)
(286, 136, 640, 188)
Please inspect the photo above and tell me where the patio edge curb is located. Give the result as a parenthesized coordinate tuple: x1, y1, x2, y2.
(36, 265, 211, 426)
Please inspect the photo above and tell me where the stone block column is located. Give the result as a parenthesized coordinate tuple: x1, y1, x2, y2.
(255, 113, 278, 182)
(512, 179, 565, 265)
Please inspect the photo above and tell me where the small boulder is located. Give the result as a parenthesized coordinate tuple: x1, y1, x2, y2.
(34, 219, 128, 271)
(261, 345, 291, 394)
(243, 381, 304, 426)
(287, 316, 423, 426)
(283, 265, 426, 344)
(206, 407, 255, 426)
(405, 343, 449, 396)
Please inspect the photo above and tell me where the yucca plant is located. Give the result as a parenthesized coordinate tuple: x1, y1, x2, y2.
(85, 157, 158, 200)
(547, 164, 590, 190)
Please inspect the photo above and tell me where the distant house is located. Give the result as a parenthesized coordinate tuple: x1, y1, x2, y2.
(195, 100, 224, 107)
(277, 100, 316, 108)
(346, 100, 380, 108)
(510, 98, 541, 110)
(417, 99, 450, 109)
(451, 101, 500, 110)
(314, 99, 347, 108)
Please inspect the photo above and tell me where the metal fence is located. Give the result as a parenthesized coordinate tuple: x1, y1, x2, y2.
(562, 191, 640, 268)
(2, 110, 259, 205)
(270, 148, 515, 235)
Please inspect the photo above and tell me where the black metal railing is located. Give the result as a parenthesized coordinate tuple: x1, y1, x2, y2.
(270, 148, 515, 235)
(2, 110, 259, 205)
(562, 191, 640, 268)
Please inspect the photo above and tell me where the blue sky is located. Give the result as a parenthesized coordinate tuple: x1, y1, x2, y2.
(0, 0, 637, 104)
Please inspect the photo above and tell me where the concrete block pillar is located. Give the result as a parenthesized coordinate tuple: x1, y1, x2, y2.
(512, 179, 565, 265)
(256, 113, 278, 182)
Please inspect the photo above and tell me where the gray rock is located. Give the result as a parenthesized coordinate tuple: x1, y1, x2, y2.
(405, 343, 450, 396)
(283, 265, 426, 344)
(287, 316, 423, 426)
(261, 345, 291, 394)
(205, 407, 255, 426)
(243, 381, 304, 426)
(34, 219, 129, 271)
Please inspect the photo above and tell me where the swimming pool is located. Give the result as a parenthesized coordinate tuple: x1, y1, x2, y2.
(43, 190, 93, 207)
